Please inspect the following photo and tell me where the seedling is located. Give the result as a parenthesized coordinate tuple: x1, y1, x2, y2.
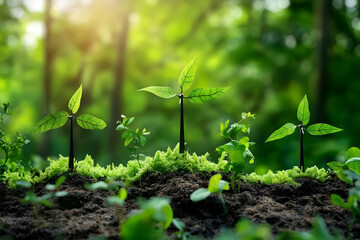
(21, 176, 68, 218)
(121, 197, 173, 240)
(0, 103, 29, 177)
(190, 173, 229, 213)
(328, 147, 360, 184)
(216, 112, 255, 192)
(172, 218, 192, 240)
(138, 57, 229, 153)
(33, 85, 107, 172)
(85, 181, 127, 227)
(265, 95, 342, 171)
(116, 115, 150, 167)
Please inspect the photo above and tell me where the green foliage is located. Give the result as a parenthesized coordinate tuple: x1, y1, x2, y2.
(0, 103, 29, 178)
(266, 94, 342, 142)
(137, 86, 177, 99)
(190, 174, 229, 213)
(244, 166, 329, 186)
(34, 84, 106, 133)
(116, 115, 150, 165)
(328, 147, 360, 184)
(121, 197, 173, 240)
(297, 95, 310, 125)
(3, 145, 228, 188)
(179, 56, 198, 92)
(187, 87, 230, 104)
(77, 113, 107, 130)
(216, 113, 255, 192)
(22, 176, 68, 209)
(139, 57, 229, 100)
(85, 180, 127, 207)
(307, 123, 343, 136)
(265, 123, 297, 143)
(68, 84, 82, 114)
(32, 111, 69, 134)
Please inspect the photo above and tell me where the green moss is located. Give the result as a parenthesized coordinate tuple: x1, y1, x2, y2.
(2, 145, 330, 189)
(243, 166, 329, 186)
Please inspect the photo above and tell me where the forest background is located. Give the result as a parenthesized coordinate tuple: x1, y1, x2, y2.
(1, 0, 359, 174)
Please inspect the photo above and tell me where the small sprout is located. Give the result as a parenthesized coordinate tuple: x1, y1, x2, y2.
(33, 85, 107, 172)
(190, 174, 229, 213)
(138, 56, 229, 153)
(266, 95, 342, 172)
(216, 113, 255, 192)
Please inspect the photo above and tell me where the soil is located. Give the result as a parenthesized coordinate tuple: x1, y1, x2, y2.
(0, 172, 359, 240)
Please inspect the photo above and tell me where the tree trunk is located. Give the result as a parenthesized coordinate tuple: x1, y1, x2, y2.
(314, 0, 330, 122)
(41, 0, 54, 157)
(109, 8, 130, 161)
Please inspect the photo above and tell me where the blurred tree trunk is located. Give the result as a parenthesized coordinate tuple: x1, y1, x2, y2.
(314, 0, 331, 122)
(41, 0, 54, 157)
(109, 6, 130, 161)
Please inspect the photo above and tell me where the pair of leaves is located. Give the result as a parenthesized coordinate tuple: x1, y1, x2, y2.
(33, 85, 106, 134)
(265, 95, 342, 142)
(190, 174, 229, 202)
(138, 57, 229, 104)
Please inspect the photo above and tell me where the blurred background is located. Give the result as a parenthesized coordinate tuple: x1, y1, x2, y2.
(1, 0, 359, 174)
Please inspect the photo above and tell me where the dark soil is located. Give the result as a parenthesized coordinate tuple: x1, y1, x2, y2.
(0, 172, 359, 240)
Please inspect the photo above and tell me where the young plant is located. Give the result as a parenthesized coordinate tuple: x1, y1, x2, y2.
(85, 181, 127, 227)
(33, 85, 107, 172)
(328, 147, 360, 184)
(121, 197, 173, 240)
(190, 173, 229, 213)
(216, 112, 255, 192)
(0, 103, 29, 177)
(138, 57, 229, 153)
(265, 95, 342, 171)
(116, 115, 150, 167)
(21, 176, 68, 218)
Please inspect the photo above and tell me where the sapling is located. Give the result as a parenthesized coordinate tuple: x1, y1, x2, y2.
(190, 173, 229, 214)
(21, 176, 68, 219)
(33, 85, 107, 172)
(138, 56, 229, 153)
(85, 181, 127, 227)
(0, 103, 30, 177)
(216, 112, 255, 192)
(116, 114, 150, 167)
(265, 95, 342, 172)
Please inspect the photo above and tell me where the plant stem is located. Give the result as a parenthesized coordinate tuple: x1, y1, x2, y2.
(300, 124, 304, 172)
(69, 115, 74, 172)
(219, 194, 227, 215)
(179, 94, 185, 154)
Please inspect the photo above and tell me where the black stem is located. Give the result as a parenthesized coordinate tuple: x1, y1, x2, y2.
(179, 94, 185, 153)
(69, 115, 74, 172)
(300, 124, 304, 172)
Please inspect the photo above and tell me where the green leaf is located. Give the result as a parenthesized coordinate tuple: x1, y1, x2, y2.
(307, 123, 342, 136)
(116, 124, 125, 131)
(187, 87, 229, 103)
(68, 84, 82, 114)
(208, 173, 222, 193)
(140, 135, 146, 146)
(76, 114, 107, 130)
(331, 194, 346, 208)
(121, 130, 131, 138)
(179, 56, 199, 92)
(172, 218, 185, 231)
(138, 86, 177, 98)
(55, 176, 66, 187)
(265, 123, 297, 142)
(125, 137, 134, 146)
(218, 180, 230, 191)
(84, 181, 108, 190)
(107, 196, 125, 206)
(15, 180, 31, 188)
(118, 188, 127, 201)
(345, 157, 360, 175)
(54, 191, 68, 197)
(33, 111, 69, 134)
(190, 188, 211, 202)
(297, 95, 310, 125)
(346, 147, 360, 160)
(125, 117, 135, 126)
